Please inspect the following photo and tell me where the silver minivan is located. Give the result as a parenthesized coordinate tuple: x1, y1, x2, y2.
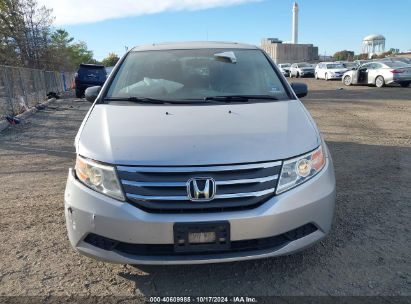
(65, 41, 336, 265)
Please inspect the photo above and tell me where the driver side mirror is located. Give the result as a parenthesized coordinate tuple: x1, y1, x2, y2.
(85, 86, 101, 103)
(290, 82, 308, 98)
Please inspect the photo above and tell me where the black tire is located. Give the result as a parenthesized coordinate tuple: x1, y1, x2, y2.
(325, 73, 329, 81)
(375, 76, 385, 88)
(296, 72, 300, 78)
(400, 82, 410, 87)
(343, 75, 352, 86)
(75, 89, 83, 98)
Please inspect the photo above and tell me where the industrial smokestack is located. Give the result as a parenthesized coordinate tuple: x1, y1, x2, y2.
(292, 2, 298, 44)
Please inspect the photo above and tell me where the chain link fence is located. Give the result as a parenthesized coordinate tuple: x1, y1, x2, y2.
(0, 65, 74, 117)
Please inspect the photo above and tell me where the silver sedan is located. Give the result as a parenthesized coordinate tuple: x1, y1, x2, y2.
(342, 61, 411, 88)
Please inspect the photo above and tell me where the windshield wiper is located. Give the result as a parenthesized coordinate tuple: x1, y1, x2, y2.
(203, 95, 279, 102)
(104, 97, 173, 104)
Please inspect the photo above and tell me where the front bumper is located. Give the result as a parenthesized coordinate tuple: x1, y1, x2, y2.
(328, 74, 344, 79)
(299, 71, 315, 77)
(64, 155, 336, 265)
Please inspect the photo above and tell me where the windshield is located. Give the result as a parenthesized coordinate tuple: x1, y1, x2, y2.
(279, 64, 290, 68)
(297, 63, 311, 68)
(326, 64, 345, 69)
(106, 49, 289, 102)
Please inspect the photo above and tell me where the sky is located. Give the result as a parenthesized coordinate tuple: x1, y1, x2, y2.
(38, 0, 411, 61)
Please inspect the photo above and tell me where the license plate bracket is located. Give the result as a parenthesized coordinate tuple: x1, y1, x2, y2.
(174, 221, 230, 253)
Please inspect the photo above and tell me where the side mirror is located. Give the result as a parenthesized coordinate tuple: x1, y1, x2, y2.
(85, 86, 101, 103)
(291, 82, 308, 98)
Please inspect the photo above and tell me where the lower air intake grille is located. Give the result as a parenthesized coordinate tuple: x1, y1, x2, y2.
(84, 223, 318, 256)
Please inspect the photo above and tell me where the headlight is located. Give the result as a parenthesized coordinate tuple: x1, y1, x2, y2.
(277, 145, 326, 194)
(75, 155, 125, 200)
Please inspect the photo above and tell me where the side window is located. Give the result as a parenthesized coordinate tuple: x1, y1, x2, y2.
(361, 63, 372, 70)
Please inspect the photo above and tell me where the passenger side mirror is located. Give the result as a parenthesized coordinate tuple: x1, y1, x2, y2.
(85, 86, 101, 103)
(291, 82, 308, 98)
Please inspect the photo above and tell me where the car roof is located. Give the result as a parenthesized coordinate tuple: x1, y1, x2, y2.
(130, 41, 259, 52)
(79, 63, 105, 68)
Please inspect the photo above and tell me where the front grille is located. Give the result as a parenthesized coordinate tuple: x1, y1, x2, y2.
(117, 161, 282, 213)
(84, 223, 318, 256)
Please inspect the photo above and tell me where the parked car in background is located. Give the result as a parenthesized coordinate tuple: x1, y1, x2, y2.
(105, 66, 114, 77)
(341, 62, 358, 70)
(290, 63, 315, 78)
(65, 41, 336, 265)
(380, 57, 411, 65)
(278, 63, 291, 77)
(354, 59, 370, 67)
(74, 64, 107, 98)
(315, 62, 348, 80)
(342, 61, 411, 88)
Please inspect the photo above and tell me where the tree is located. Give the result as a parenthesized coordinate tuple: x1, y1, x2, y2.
(0, 0, 97, 70)
(0, 0, 53, 67)
(353, 53, 369, 60)
(333, 50, 355, 61)
(48, 30, 97, 70)
(69, 41, 97, 67)
(101, 52, 119, 67)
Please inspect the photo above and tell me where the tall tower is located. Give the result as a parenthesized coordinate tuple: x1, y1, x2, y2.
(292, 2, 299, 44)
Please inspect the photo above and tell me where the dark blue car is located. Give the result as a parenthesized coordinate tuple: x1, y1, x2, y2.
(74, 64, 107, 98)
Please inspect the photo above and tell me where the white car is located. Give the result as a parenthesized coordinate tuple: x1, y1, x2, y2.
(342, 61, 411, 88)
(278, 63, 291, 77)
(315, 62, 348, 80)
(290, 63, 315, 78)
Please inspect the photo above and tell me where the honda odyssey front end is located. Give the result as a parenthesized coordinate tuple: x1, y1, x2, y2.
(64, 41, 336, 264)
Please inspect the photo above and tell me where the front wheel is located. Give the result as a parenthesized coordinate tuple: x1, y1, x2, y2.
(343, 75, 352, 86)
(375, 76, 385, 88)
(400, 82, 410, 87)
(325, 73, 329, 81)
(315, 72, 318, 79)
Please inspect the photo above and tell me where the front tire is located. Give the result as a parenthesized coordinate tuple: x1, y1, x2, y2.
(343, 75, 352, 86)
(375, 76, 385, 88)
(325, 73, 329, 81)
(315, 72, 318, 79)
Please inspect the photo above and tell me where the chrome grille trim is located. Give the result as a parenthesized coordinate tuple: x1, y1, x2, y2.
(117, 161, 281, 173)
(117, 161, 282, 212)
(126, 188, 275, 201)
(121, 174, 279, 188)
(126, 193, 188, 201)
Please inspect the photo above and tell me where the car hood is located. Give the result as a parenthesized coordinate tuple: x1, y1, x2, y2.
(78, 100, 320, 166)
